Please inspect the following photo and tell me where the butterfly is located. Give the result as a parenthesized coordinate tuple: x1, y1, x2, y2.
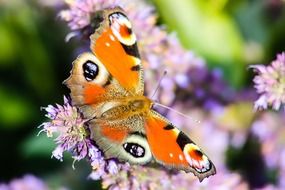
(64, 7, 216, 182)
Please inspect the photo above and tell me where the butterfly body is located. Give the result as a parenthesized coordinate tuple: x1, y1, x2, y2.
(94, 96, 152, 121)
(65, 7, 216, 181)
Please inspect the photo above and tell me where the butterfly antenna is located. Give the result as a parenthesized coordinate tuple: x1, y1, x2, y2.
(153, 102, 201, 124)
(151, 70, 167, 99)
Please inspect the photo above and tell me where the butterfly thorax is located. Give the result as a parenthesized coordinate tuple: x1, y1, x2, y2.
(96, 95, 152, 121)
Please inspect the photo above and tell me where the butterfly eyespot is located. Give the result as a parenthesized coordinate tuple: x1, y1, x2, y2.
(120, 26, 132, 37)
(194, 149, 203, 158)
(123, 142, 145, 158)
(109, 12, 136, 46)
(83, 61, 99, 81)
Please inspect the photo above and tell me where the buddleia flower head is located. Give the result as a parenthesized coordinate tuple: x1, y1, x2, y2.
(251, 52, 285, 110)
(0, 175, 50, 190)
(40, 96, 120, 178)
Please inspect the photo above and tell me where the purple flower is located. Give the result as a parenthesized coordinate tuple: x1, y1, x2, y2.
(144, 35, 206, 105)
(251, 111, 285, 189)
(251, 52, 285, 110)
(102, 165, 248, 190)
(40, 96, 121, 180)
(40, 96, 92, 161)
(0, 175, 51, 190)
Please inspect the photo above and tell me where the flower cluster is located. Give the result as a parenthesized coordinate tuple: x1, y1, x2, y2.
(39, 0, 246, 189)
(0, 175, 51, 190)
(251, 52, 285, 111)
(40, 96, 119, 178)
(251, 111, 285, 188)
(250, 52, 285, 188)
(40, 96, 91, 161)
(36, 0, 285, 189)
(102, 165, 248, 190)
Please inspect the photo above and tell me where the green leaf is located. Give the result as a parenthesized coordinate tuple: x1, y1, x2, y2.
(21, 132, 56, 157)
(0, 86, 35, 128)
(0, 26, 15, 64)
(0, 2, 57, 98)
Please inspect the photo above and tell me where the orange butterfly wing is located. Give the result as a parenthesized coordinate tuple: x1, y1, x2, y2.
(145, 111, 216, 181)
(90, 7, 143, 95)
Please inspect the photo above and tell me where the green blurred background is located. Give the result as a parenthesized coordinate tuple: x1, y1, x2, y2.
(0, 0, 285, 189)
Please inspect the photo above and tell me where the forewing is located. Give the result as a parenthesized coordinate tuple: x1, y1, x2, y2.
(90, 7, 144, 95)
